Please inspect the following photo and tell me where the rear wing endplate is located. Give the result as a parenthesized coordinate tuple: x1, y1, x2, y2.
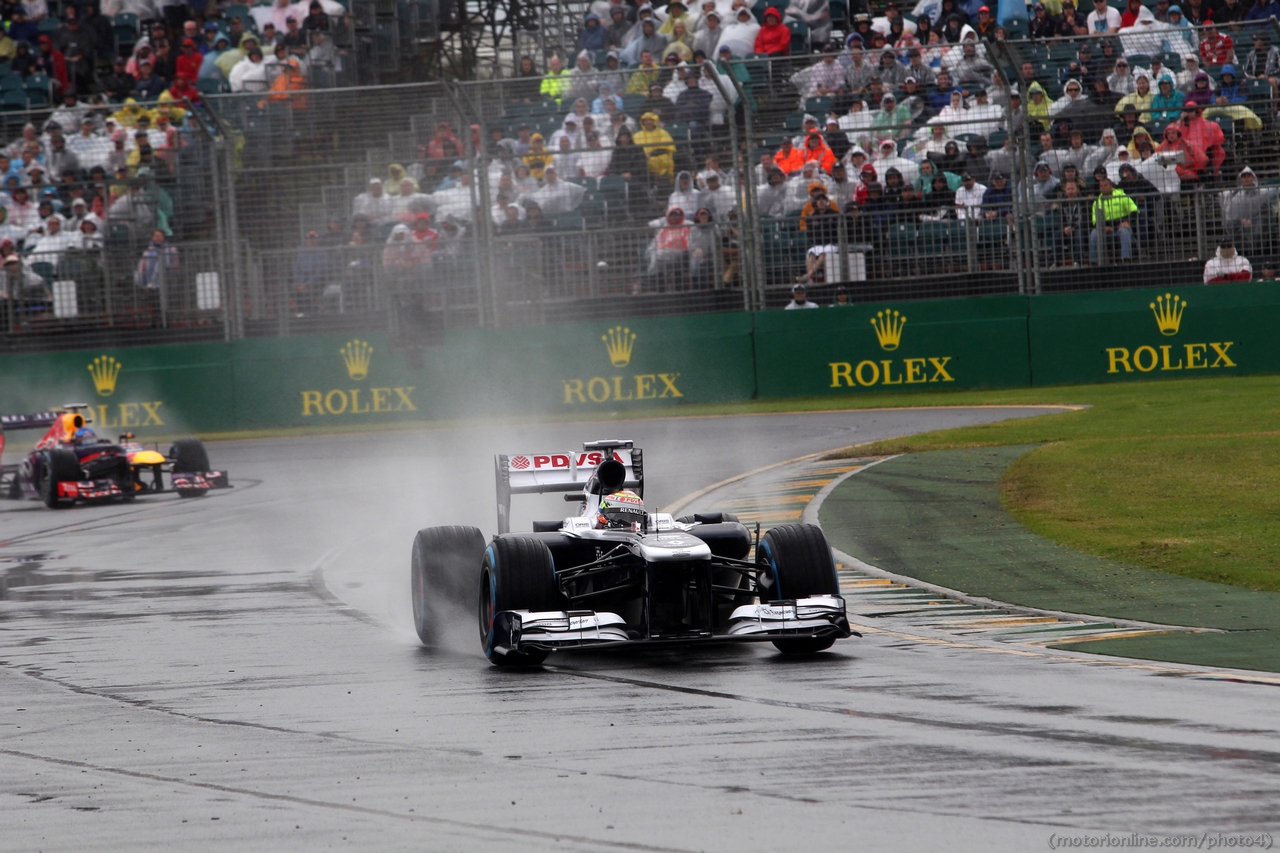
(494, 439, 644, 534)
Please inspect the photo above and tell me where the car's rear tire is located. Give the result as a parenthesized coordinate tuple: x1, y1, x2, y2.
(39, 449, 81, 509)
(170, 438, 211, 498)
(756, 524, 840, 655)
(411, 525, 486, 646)
(478, 536, 560, 667)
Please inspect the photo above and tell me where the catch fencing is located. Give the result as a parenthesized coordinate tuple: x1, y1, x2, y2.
(4, 21, 1280, 354)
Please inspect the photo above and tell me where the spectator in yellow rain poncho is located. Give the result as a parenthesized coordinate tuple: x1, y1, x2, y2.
(633, 111, 675, 185)
(523, 133, 554, 180)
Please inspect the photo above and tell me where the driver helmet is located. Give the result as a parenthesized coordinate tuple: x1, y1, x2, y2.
(595, 490, 646, 530)
(72, 427, 97, 444)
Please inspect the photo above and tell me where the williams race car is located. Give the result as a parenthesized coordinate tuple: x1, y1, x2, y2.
(411, 439, 855, 666)
(1, 404, 229, 508)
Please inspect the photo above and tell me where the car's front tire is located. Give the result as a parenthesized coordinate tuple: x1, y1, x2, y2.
(170, 438, 211, 498)
(756, 524, 841, 655)
(39, 449, 81, 509)
(479, 536, 560, 667)
(411, 525, 486, 646)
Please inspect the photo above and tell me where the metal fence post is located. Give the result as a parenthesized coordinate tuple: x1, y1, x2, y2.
(1195, 188, 1208, 262)
(699, 61, 754, 310)
(445, 81, 497, 328)
(223, 137, 245, 337)
(714, 60, 764, 310)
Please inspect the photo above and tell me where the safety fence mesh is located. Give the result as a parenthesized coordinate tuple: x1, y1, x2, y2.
(4, 19, 1280, 352)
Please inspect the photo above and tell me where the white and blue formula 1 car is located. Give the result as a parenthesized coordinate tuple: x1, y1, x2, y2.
(410, 440, 856, 666)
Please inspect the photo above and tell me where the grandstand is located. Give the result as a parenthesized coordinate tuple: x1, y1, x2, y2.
(1, 0, 1279, 353)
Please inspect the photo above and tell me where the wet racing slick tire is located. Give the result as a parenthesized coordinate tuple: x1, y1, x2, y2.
(479, 536, 560, 667)
(39, 448, 82, 509)
(411, 525, 486, 646)
(755, 524, 841, 655)
(170, 438, 211, 498)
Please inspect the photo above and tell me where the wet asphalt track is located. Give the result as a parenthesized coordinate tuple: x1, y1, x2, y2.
(1, 408, 1278, 852)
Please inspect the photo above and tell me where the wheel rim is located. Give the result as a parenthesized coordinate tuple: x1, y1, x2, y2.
(411, 549, 425, 629)
(478, 567, 496, 651)
(757, 540, 779, 601)
(39, 456, 55, 504)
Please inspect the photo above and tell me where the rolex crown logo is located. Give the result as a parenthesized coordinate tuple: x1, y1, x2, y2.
(340, 339, 374, 380)
(870, 310, 906, 351)
(1150, 293, 1186, 336)
(602, 326, 637, 368)
(87, 355, 122, 397)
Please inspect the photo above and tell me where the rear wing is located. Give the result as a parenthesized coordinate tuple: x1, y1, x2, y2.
(494, 439, 644, 534)
(1, 412, 60, 460)
(1, 412, 60, 432)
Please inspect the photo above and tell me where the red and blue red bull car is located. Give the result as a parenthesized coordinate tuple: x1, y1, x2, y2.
(411, 439, 855, 667)
(1, 404, 229, 508)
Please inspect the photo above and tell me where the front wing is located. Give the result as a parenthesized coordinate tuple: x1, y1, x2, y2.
(171, 470, 231, 492)
(489, 595, 853, 656)
(57, 478, 126, 500)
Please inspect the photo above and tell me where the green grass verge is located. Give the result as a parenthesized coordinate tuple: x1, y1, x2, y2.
(819, 446, 1280, 673)
(831, 374, 1280, 594)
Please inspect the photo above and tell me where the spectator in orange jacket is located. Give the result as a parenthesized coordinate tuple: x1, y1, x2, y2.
(800, 131, 836, 173)
(754, 7, 790, 56)
(773, 136, 806, 175)
(260, 57, 309, 109)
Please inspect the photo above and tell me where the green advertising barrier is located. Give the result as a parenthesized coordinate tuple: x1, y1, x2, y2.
(1028, 282, 1280, 386)
(0, 341, 236, 434)
(229, 312, 758, 429)
(7, 285, 1280, 436)
(752, 295, 1032, 399)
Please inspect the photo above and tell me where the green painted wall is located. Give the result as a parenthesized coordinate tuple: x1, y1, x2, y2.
(1, 284, 1275, 435)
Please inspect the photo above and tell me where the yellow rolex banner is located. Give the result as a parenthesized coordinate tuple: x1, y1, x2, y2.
(1027, 282, 1277, 386)
(752, 294, 1032, 397)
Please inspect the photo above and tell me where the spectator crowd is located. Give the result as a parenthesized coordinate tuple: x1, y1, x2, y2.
(0, 0, 354, 310)
(319, 0, 1280, 297)
(8, 0, 1280, 316)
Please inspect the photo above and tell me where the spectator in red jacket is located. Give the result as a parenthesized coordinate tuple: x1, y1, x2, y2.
(175, 38, 203, 84)
(1199, 23, 1236, 66)
(754, 7, 790, 56)
(1158, 122, 1208, 183)
(427, 122, 462, 160)
(34, 35, 69, 97)
(1178, 101, 1226, 177)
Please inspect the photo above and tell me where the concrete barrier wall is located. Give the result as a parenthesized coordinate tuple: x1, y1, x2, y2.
(2, 283, 1272, 434)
